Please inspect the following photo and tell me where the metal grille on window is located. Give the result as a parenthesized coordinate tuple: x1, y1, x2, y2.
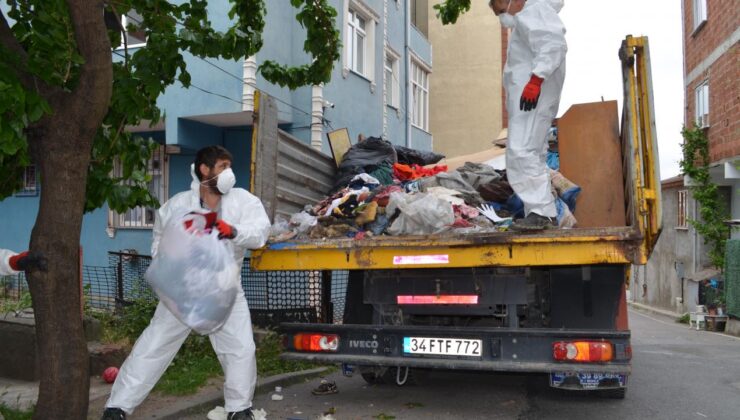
(677, 190, 688, 228)
(111, 145, 166, 228)
(15, 165, 38, 196)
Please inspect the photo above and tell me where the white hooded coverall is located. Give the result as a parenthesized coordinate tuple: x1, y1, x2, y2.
(0, 249, 20, 276)
(504, 0, 567, 218)
(106, 169, 271, 414)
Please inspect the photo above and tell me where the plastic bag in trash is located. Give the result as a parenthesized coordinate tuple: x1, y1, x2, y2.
(394, 145, 445, 166)
(145, 216, 240, 335)
(290, 211, 317, 234)
(386, 192, 455, 235)
(333, 137, 397, 192)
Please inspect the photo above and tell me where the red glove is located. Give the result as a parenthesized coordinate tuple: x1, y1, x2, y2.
(183, 212, 218, 231)
(9, 251, 47, 272)
(520, 74, 544, 111)
(215, 220, 237, 240)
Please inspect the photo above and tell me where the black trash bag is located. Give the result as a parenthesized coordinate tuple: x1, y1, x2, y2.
(332, 136, 397, 192)
(394, 145, 445, 166)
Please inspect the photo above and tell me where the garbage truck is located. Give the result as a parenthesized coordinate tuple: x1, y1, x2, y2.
(248, 36, 661, 398)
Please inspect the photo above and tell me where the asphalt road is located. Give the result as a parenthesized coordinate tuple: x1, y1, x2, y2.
(187, 309, 740, 420)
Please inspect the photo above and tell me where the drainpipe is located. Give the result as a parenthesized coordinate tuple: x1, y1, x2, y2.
(311, 85, 324, 151)
(405, 0, 411, 147)
(242, 55, 257, 112)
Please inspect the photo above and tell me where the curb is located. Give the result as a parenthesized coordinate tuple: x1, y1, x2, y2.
(150, 367, 331, 419)
(628, 301, 681, 320)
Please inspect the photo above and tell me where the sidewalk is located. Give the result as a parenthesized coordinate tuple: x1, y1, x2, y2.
(0, 367, 329, 419)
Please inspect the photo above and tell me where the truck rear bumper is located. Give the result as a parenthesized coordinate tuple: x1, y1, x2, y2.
(280, 323, 632, 375)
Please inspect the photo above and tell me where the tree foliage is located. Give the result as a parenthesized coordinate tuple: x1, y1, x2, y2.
(1, 0, 341, 213)
(680, 125, 730, 269)
(433, 0, 472, 25)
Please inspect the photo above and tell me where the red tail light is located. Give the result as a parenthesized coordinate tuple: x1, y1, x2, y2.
(293, 333, 339, 352)
(396, 295, 479, 304)
(553, 341, 614, 362)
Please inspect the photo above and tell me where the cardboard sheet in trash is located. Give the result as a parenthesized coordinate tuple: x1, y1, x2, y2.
(558, 101, 626, 228)
(434, 146, 506, 172)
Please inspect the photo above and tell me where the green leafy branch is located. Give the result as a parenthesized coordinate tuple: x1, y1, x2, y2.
(679, 125, 730, 269)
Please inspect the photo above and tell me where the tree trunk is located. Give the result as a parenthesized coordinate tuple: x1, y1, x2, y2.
(26, 1, 112, 417)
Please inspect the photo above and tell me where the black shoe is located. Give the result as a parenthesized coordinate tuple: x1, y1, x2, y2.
(101, 408, 126, 420)
(511, 212, 556, 231)
(228, 408, 255, 420)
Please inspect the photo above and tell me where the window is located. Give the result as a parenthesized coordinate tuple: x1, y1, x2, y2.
(109, 146, 167, 229)
(117, 9, 146, 49)
(384, 52, 399, 108)
(347, 10, 367, 75)
(677, 190, 688, 229)
(15, 165, 38, 196)
(695, 81, 709, 128)
(343, 2, 377, 82)
(693, 0, 707, 30)
(411, 59, 430, 131)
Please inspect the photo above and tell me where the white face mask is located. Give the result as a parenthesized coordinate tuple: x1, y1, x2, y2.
(202, 167, 236, 194)
(499, 0, 516, 28)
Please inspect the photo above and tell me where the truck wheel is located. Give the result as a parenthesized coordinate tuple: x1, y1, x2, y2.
(598, 387, 626, 399)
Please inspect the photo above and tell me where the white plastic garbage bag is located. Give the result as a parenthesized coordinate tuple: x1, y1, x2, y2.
(145, 215, 240, 335)
(386, 192, 455, 236)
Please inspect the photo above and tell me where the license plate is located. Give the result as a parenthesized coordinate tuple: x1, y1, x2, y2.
(403, 337, 482, 357)
(550, 372, 627, 390)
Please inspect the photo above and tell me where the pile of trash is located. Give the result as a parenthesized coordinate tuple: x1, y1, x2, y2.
(270, 136, 580, 242)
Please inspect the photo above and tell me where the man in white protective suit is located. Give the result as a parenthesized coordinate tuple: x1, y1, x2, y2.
(489, 0, 567, 230)
(102, 145, 271, 420)
(0, 249, 45, 276)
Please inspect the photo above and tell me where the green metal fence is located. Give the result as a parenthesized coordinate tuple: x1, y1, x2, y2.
(726, 240, 740, 318)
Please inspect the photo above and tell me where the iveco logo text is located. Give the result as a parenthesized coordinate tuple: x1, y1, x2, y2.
(349, 340, 379, 349)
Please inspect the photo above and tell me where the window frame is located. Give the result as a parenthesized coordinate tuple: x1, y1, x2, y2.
(677, 189, 689, 230)
(108, 145, 168, 229)
(410, 58, 430, 132)
(115, 10, 147, 50)
(347, 10, 367, 75)
(692, 0, 707, 32)
(695, 80, 709, 128)
(343, 1, 378, 83)
(384, 49, 400, 109)
(14, 165, 39, 197)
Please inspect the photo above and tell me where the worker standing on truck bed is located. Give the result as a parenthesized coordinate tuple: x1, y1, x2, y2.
(489, 0, 567, 231)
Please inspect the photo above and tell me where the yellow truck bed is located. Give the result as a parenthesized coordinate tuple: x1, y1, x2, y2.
(250, 36, 660, 271)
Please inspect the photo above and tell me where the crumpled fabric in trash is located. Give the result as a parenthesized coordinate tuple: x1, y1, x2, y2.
(393, 163, 448, 181)
(372, 185, 403, 207)
(368, 162, 394, 186)
(478, 178, 515, 203)
(419, 171, 484, 207)
(456, 162, 502, 189)
(355, 201, 378, 226)
(348, 173, 381, 190)
(366, 213, 391, 235)
(386, 192, 455, 236)
(453, 204, 480, 219)
(426, 186, 465, 206)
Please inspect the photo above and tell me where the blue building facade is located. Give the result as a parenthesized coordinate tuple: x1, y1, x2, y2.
(0, 1, 432, 267)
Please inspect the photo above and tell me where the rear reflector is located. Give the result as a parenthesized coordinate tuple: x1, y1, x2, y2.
(397, 295, 479, 305)
(293, 333, 339, 352)
(552, 341, 614, 362)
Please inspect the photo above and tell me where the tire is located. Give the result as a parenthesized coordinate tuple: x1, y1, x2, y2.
(598, 387, 627, 399)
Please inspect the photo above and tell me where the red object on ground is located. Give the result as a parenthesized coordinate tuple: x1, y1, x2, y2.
(102, 366, 119, 383)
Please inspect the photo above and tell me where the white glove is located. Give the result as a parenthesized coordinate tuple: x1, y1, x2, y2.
(476, 204, 512, 224)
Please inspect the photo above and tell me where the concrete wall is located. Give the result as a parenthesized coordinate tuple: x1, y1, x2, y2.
(426, 0, 504, 158)
(631, 185, 694, 313)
